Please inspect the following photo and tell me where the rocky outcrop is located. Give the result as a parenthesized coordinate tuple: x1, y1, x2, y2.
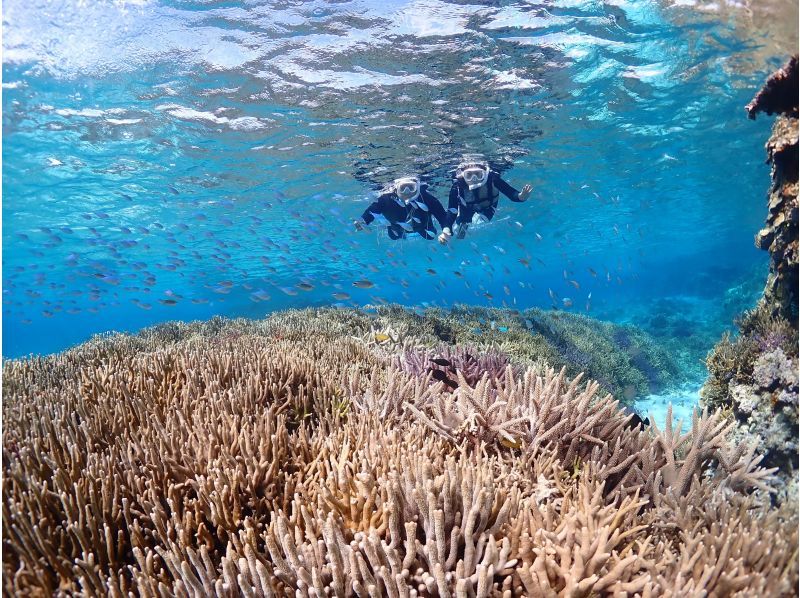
(702, 56, 799, 477)
(751, 55, 799, 322)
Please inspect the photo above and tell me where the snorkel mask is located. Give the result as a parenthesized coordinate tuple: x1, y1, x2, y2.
(458, 160, 489, 190)
(394, 176, 421, 203)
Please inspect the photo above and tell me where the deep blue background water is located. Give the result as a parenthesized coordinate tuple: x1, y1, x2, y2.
(3, 0, 795, 387)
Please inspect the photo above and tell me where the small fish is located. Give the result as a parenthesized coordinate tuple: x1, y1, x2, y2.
(296, 282, 314, 291)
(430, 357, 451, 367)
(562, 298, 573, 308)
(569, 280, 580, 290)
(588, 267, 597, 277)
(548, 288, 557, 301)
(353, 279, 375, 289)
(535, 233, 542, 241)
(374, 333, 391, 343)
(430, 369, 456, 387)
(332, 292, 351, 301)
(159, 299, 178, 305)
(499, 436, 522, 450)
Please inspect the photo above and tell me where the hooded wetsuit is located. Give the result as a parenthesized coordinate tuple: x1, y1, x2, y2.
(445, 171, 523, 230)
(360, 186, 448, 240)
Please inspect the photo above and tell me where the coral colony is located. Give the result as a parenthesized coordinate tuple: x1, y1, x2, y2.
(3, 62, 799, 598)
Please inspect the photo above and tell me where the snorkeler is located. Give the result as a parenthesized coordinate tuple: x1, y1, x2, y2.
(354, 176, 448, 240)
(438, 158, 532, 243)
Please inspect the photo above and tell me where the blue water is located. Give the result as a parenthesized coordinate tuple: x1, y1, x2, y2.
(2, 0, 791, 379)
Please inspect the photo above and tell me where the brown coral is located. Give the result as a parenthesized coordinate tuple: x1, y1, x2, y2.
(3, 311, 797, 596)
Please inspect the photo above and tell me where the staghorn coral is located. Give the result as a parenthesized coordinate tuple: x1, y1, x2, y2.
(396, 345, 514, 391)
(3, 310, 797, 596)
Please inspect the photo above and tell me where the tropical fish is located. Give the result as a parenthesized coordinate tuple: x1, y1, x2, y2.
(569, 280, 580, 290)
(374, 333, 391, 342)
(430, 357, 451, 367)
(499, 436, 522, 450)
(430, 369, 457, 389)
(296, 282, 314, 291)
(353, 280, 375, 289)
(562, 298, 573, 308)
(332, 292, 350, 301)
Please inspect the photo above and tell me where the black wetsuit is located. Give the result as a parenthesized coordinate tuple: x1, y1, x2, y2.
(360, 186, 448, 240)
(445, 171, 523, 230)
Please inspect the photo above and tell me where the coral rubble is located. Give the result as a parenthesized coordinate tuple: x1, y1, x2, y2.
(3, 308, 796, 596)
(702, 56, 800, 477)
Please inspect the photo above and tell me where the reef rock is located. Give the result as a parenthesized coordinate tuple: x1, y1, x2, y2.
(702, 56, 799, 476)
(751, 55, 799, 322)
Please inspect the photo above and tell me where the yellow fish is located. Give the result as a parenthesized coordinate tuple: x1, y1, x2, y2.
(499, 436, 522, 450)
(374, 333, 391, 343)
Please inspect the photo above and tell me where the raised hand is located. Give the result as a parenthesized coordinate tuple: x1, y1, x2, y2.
(518, 184, 532, 201)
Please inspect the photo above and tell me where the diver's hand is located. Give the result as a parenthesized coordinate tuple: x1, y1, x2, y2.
(438, 228, 452, 244)
(518, 184, 532, 201)
(354, 219, 365, 231)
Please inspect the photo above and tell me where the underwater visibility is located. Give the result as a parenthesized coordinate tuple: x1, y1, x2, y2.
(3, 0, 799, 595)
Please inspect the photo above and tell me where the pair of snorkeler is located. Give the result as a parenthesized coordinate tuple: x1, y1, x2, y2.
(353, 158, 532, 244)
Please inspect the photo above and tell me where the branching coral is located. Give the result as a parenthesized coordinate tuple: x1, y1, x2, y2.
(3, 311, 796, 596)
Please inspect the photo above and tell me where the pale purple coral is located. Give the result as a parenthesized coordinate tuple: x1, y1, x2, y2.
(753, 348, 798, 390)
(397, 345, 514, 390)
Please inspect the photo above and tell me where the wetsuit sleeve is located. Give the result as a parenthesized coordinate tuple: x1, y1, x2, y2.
(422, 190, 448, 229)
(445, 183, 460, 230)
(493, 174, 523, 202)
(360, 197, 383, 224)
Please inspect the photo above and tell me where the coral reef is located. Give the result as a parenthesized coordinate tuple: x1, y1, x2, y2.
(702, 56, 800, 476)
(3, 309, 797, 596)
(368, 304, 679, 406)
(751, 55, 799, 322)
